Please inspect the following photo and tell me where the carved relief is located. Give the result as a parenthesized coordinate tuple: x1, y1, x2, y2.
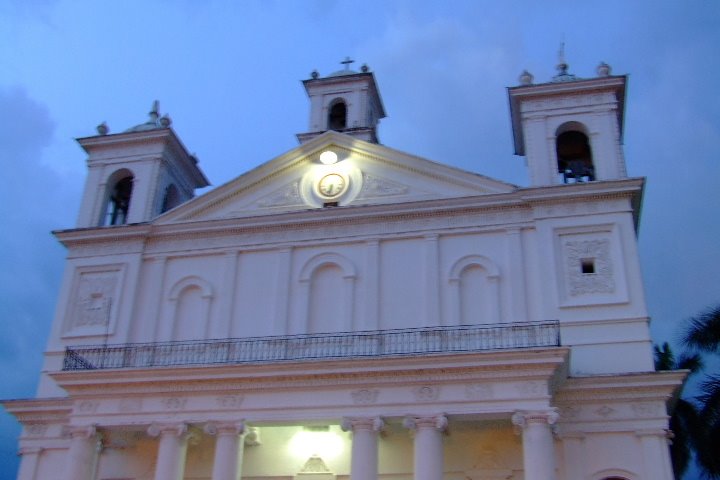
(356, 173, 409, 199)
(255, 181, 303, 208)
(594, 405, 615, 417)
(350, 389, 379, 404)
(72, 270, 119, 328)
(301, 455, 331, 473)
(77, 400, 100, 414)
(161, 397, 187, 410)
(216, 394, 244, 408)
(413, 385, 440, 402)
(564, 238, 614, 295)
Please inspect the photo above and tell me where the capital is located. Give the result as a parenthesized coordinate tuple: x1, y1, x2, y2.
(66, 424, 97, 440)
(511, 409, 559, 429)
(403, 414, 448, 432)
(341, 416, 384, 432)
(204, 421, 246, 436)
(147, 422, 187, 438)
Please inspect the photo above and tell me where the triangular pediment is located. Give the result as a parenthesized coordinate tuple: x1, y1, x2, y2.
(157, 131, 516, 224)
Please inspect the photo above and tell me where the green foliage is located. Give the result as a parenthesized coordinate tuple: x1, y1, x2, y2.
(660, 303, 720, 480)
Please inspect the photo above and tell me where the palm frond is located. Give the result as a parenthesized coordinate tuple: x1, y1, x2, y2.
(683, 304, 720, 354)
(654, 342, 676, 371)
(677, 352, 705, 374)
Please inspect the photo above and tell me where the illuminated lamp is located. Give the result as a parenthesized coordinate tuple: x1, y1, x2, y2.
(319, 151, 338, 165)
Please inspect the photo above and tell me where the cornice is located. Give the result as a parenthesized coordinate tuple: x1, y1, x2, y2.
(1, 397, 72, 423)
(51, 348, 569, 396)
(555, 371, 686, 403)
(51, 179, 642, 254)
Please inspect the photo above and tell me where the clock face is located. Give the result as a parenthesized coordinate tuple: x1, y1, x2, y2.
(317, 173, 347, 198)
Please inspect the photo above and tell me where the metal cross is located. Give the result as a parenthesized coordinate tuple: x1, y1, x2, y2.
(341, 57, 355, 70)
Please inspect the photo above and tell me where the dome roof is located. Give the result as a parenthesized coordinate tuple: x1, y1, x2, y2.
(123, 101, 171, 133)
(326, 69, 360, 78)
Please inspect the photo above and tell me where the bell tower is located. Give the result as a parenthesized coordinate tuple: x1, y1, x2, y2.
(508, 55, 628, 186)
(297, 58, 386, 144)
(75, 102, 209, 228)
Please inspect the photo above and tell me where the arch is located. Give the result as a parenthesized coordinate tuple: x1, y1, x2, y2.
(590, 468, 638, 480)
(327, 98, 347, 130)
(166, 276, 214, 341)
(168, 276, 214, 301)
(449, 255, 500, 281)
(299, 253, 357, 282)
(556, 121, 595, 183)
(101, 168, 135, 226)
(161, 184, 181, 213)
(448, 255, 501, 325)
(298, 253, 357, 333)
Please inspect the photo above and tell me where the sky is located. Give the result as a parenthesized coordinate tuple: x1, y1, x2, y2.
(1, 0, 719, 478)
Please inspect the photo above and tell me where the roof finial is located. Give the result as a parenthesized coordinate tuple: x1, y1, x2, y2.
(552, 41, 577, 82)
(557, 41, 568, 75)
(149, 100, 160, 122)
(340, 57, 355, 71)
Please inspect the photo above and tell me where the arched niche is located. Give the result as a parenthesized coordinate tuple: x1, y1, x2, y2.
(167, 276, 214, 341)
(591, 470, 636, 480)
(160, 183, 181, 213)
(448, 255, 501, 325)
(298, 253, 357, 333)
(101, 168, 135, 226)
(556, 121, 595, 183)
(327, 98, 348, 131)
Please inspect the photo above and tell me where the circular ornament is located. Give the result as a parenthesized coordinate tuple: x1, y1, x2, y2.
(317, 173, 347, 198)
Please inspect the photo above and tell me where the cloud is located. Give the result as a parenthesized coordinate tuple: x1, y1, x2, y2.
(0, 87, 72, 396)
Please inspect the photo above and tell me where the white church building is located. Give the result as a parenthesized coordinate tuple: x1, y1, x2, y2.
(3, 58, 684, 480)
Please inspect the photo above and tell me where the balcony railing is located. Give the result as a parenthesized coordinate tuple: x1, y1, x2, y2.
(62, 320, 560, 371)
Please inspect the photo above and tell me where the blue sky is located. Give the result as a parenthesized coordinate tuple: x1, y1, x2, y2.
(1, 1, 719, 478)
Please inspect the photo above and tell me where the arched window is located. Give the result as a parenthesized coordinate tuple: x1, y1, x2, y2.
(556, 123, 595, 183)
(161, 184, 180, 213)
(102, 171, 134, 226)
(328, 100, 347, 130)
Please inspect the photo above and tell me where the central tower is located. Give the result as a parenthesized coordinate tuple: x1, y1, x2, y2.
(297, 58, 386, 144)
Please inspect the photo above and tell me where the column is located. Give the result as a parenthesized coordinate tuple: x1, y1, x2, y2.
(636, 429, 673, 480)
(511, 410, 558, 480)
(205, 421, 246, 480)
(17, 447, 42, 480)
(403, 415, 447, 480)
(148, 423, 190, 480)
(62, 425, 99, 480)
(341, 417, 384, 480)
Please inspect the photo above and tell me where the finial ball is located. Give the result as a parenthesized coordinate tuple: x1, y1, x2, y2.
(519, 70, 534, 86)
(596, 62, 611, 77)
(311, 70, 319, 79)
(96, 122, 109, 135)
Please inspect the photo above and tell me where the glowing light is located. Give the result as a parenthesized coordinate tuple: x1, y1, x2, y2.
(289, 428, 344, 460)
(319, 151, 338, 165)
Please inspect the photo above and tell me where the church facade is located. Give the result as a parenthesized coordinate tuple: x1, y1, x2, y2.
(3, 59, 682, 480)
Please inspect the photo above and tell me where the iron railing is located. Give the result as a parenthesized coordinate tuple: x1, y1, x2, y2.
(62, 320, 560, 371)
